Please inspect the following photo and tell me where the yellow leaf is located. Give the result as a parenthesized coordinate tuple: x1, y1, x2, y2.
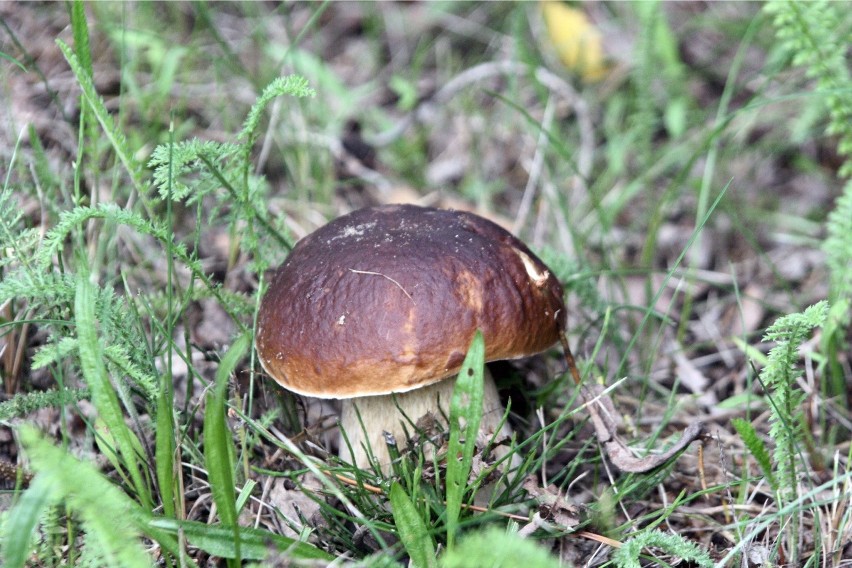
(542, 2, 608, 82)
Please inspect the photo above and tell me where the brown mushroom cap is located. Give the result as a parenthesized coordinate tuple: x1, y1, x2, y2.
(256, 204, 566, 398)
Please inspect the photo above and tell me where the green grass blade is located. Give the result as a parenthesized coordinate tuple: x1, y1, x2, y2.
(147, 517, 334, 561)
(0, 49, 26, 71)
(16, 426, 153, 568)
(155, 389, 177, 518)
(156, 119, 178, 521)
(75, 272, 151, 509)
(203, 332, 250, 561)
(2, 474, 57, 568)
(444, 331, 485, 550)
(617, 181, 731, 377)
(55, 40, 146, 194)
(390, 482, 437, 568)
(235, 479, 257, 515)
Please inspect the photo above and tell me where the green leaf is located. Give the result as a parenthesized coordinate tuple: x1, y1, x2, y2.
(440, 527, 561, 568)
(69, 0, 93, 77)
(2, 474, 58, 568)
(390, 482, 437, 568)
(203, 332, 250, 560)
(0, 49, 27, 71)
(444, 331, 485, 549)
(758, 301, 828, 505)
(14, 426, 154, 568)
(75, 272, 151, 509)
(147, 517, 334, 561)
(236, 479, 258, 515)
(155, 388, 177, 518)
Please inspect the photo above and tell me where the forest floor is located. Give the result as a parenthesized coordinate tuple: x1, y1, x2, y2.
(1, 2, 850, 566)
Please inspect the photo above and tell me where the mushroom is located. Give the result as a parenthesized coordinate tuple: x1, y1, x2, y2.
(255, 204, 565, 471)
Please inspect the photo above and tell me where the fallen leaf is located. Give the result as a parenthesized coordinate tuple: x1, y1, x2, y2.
(578, 383, 706, 473)
(541, 2, 608, 82)
(522, 476, 580, 529)
(266, 474, 323, 539)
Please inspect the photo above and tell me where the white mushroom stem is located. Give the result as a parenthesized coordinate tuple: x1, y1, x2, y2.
(338, 368, 514, 472)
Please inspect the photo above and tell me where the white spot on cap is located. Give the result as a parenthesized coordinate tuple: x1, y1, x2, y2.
(514, 248, 549, 288)
(328, 221, 378, 243)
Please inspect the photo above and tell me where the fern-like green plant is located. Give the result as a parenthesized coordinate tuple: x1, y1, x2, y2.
(761, 302, 828, 494)
(147, 75, 316, 275)
(731, 417, 776, 489)
(611, 529, 713, 568)
(0, 387, 90, 421)
(821, 186, 852, 393)
(764, 1, 852, 176)
(765, 0, 852, 396)
(238, 75, 315, 181)
(756, 301, 828, 564)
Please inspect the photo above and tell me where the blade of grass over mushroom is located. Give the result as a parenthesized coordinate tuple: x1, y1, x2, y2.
(147, 517, 334, 562)
(390, 481, 437, 568)
(445, 331, 485, 550)
(203, 332, 250, 564)
(75, 271, 152, 510)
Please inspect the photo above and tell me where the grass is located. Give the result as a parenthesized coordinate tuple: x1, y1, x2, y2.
(1, 1, 851, 566)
